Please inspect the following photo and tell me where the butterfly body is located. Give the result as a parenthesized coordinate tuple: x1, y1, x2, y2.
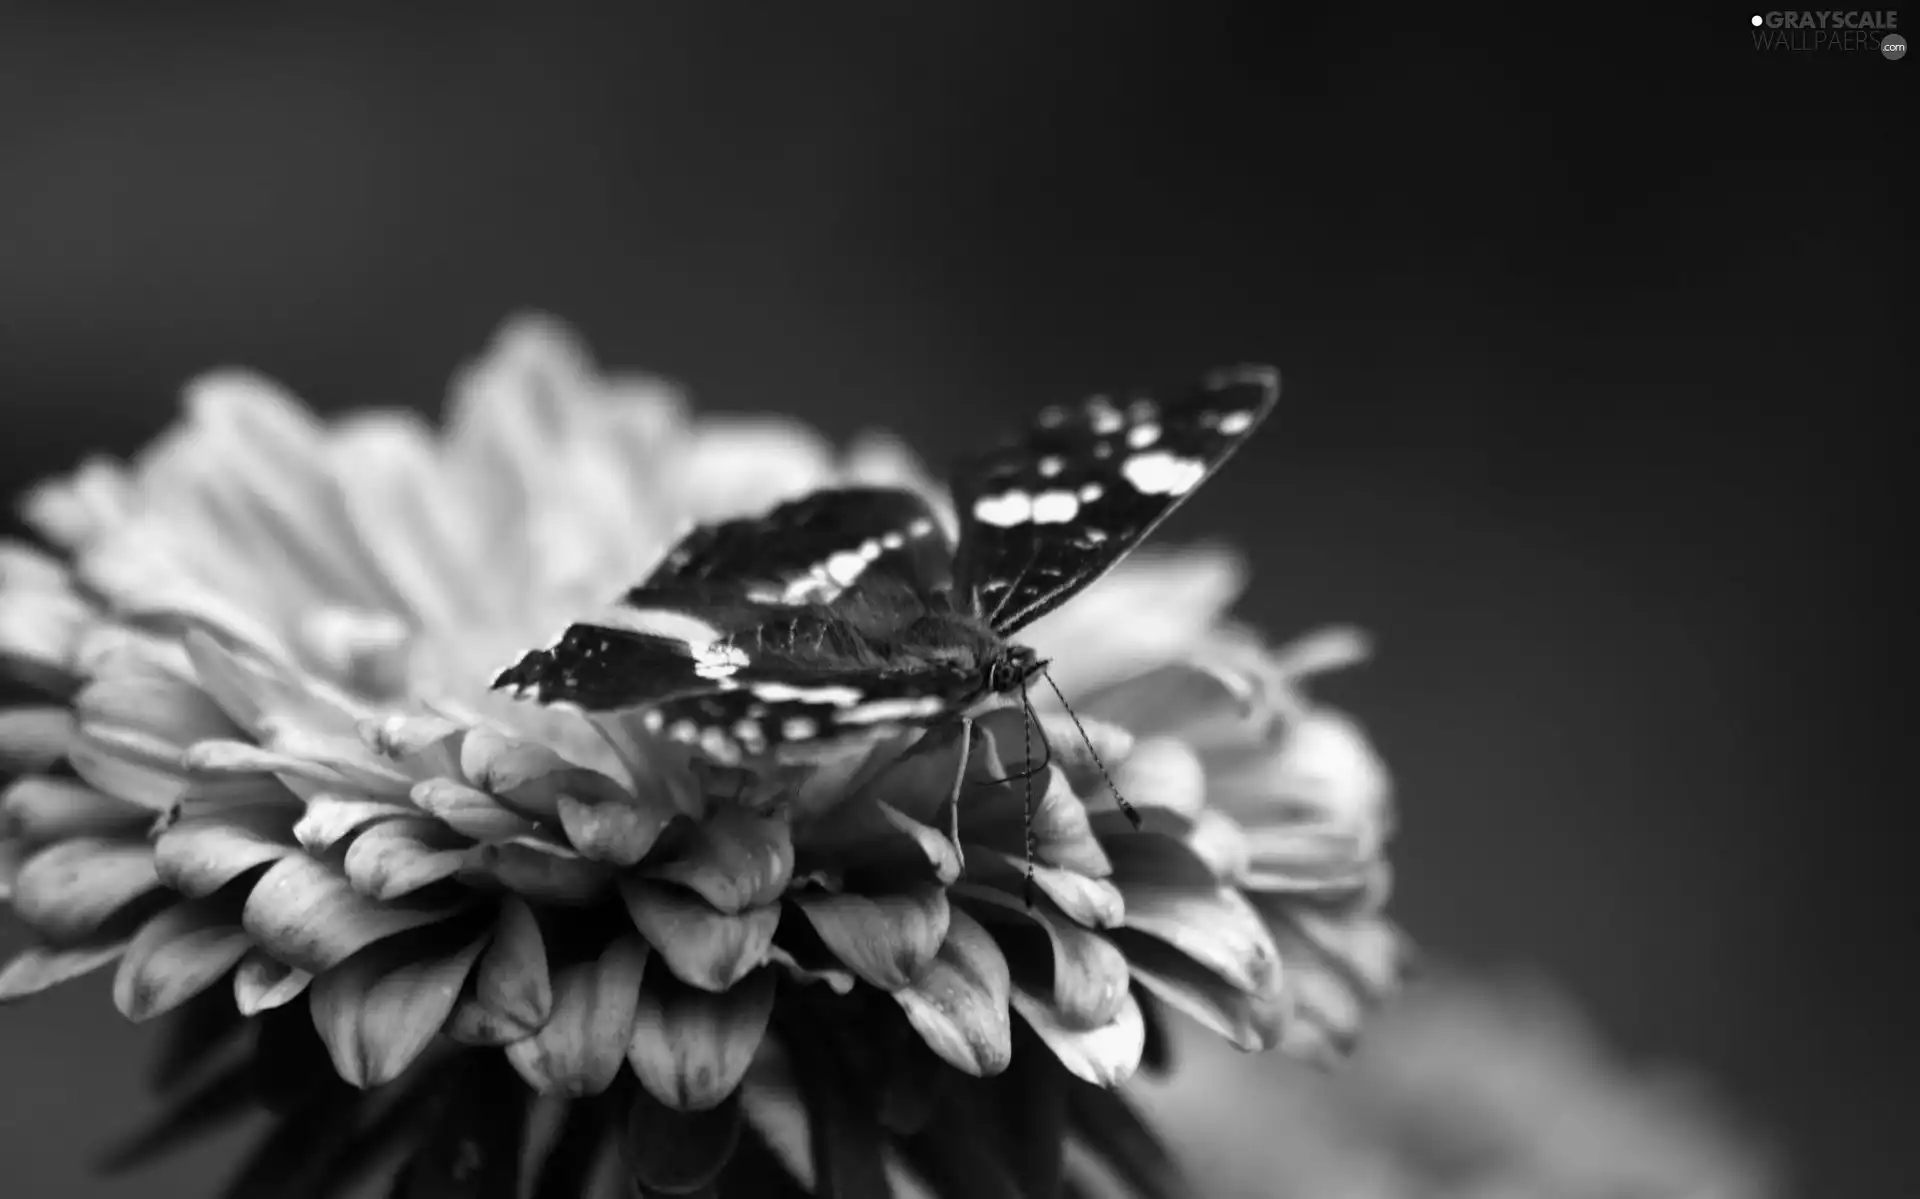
(494, 366, 1279, 771)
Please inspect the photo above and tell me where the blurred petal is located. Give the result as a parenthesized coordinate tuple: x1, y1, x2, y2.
(505, 936, 648, 1096)
(621, 879, 779, 992)
(628, 966, 776, 1110)
(311, 932, 486, 1087)
(1, 775, 154, 847)
(895, 908, 1013, 1077)
(113, 897, 251, 1021)
(153, 806, 298, 897)
(1111, 738, 1207, 818)
(792, 885, 950, 991)
(0, 707, 75, 774)
(9, 838, 162, 942)
(0, 941, 127, 1001)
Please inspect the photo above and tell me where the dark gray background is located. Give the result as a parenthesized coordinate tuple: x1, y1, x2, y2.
(0, 5, 1904, 1196)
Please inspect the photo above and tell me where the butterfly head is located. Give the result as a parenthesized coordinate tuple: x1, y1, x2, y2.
(984, 642, 1047, 698)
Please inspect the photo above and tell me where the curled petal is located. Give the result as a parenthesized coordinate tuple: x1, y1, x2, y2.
(0, 941, 127, 1002)
(1013, 988, 1146, 1087)
(955, 885, 1130, 1029)
(410, 778, 538, 842)
(458, 728, 629, 820)
(0, 707, 75, 774)
(0, 586, 93, 692)
(765, 945, 856, 995)
(1, 775, 154, 847)
(556, 793, 672, 866)
(291, 793, 418, 854)
(311, 932, 487, 1087)
(963, 848, 1125, 929)
(459, 840, 614, 905)
(628, 966, 776, 1110)
(113, 897, 251, 1021)
(647, 806, 792, 913)
(793, 886, 950, 991)
(241, 854, 460, 974)
(233, 949, 311, 1014)
(342, 821, 466, 900)
(448, 896, 552, 1043)
(1122, 882, 1280, 997)
(622, 1087, 745, 1194)
(894, 908, 1013, 1077)
(9, 838, 162, 943)
(793, 799, 960, 886)
(621, 879, 779, 992)
(153, 806, 298, 898)
(1116, 932, 1284, 1052)
(505, 936, 649, 1096)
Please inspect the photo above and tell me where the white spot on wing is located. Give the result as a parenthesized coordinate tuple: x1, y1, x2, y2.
(972, 491, 1034, 527)
(1038, 455, 1064, 478)
(1120, 451, 1208, 496)
(1126, 422, 1160, 449)
(749, 682, 864, 706)
(587, 606, 724, 646)
(782, 716, 818, 740)
(880, 531, 905, 551)
(693, 641, 750, 680)
(1078, 482, 1104, 503)
(1031, 491, 1080, 523)
(1217, 409, 1255, 436)
(699, 727, 741, 765)
(835, 695, 948, 725)
(1090, 407, 1124, 436)
(825, 550, 867, 586)
(641, 709, 664, 733)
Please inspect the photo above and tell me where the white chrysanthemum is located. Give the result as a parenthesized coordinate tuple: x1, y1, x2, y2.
(0, 315, 1403, 1197)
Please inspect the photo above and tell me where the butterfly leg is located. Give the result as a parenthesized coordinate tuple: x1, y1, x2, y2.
(946, 716, 972, 877)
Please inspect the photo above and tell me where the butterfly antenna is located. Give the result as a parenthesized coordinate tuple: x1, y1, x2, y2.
(1040, 669, 1141, 828)
(1021, 689, 1040, 909)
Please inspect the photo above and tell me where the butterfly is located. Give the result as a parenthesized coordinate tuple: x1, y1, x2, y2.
(494, 365, 1279, 848)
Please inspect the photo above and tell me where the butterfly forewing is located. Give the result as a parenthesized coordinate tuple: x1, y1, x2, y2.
(951, 365, 1279, 633)
(638, 485, 952, 602)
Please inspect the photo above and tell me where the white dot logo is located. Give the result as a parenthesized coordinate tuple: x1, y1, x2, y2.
(1750, 13, 1763, 25)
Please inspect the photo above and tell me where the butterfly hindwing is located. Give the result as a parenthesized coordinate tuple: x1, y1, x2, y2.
(951, 365, 1279, 633)
(638, 486, 952, 603)
(636, 660, 982, 765)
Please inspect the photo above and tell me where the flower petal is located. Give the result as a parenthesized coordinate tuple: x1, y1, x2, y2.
(1013, 988, 1145, 1087)
(1110, 737, 1207, 819)
(152, 806, 298, 897)
(310, 931, 487, 1087)
(647, 806, 792, 913)
(233, 949, 312, 1014)
(113, 897, 252, 1021)
(792, 886, 950, 991)
(9, 837, 163, 942)
(962, 848, 1125, 929)
(0, 707, 75, 774)
(447, 896, 552, 1044)
(342, 820, 467, 900)
(894, 908, 1013, 1077)
(242, 854, 460, 974)
(620, 879, 780, 992)
(291, 794, 418, 854)
(555, 793, 672, 866)
(1, 775, 155, 847)
(505, 936, 649, 1096)
(793, 799, 960, 886)
(458, 728, 631, 821)
(1121, 882, 1280, 997)
(459, 840, 614, 905)
(75, 669, 242, 750)
(954, 885, 1130, 1029)
(622, 1087, 744, 1194)
(410, 778, 539, 842)
(0, 585, 93, 693)
(628, 966, 776, 1110)
(0, 941, 127, 1001)
(1116, 933, 1285, 1052)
